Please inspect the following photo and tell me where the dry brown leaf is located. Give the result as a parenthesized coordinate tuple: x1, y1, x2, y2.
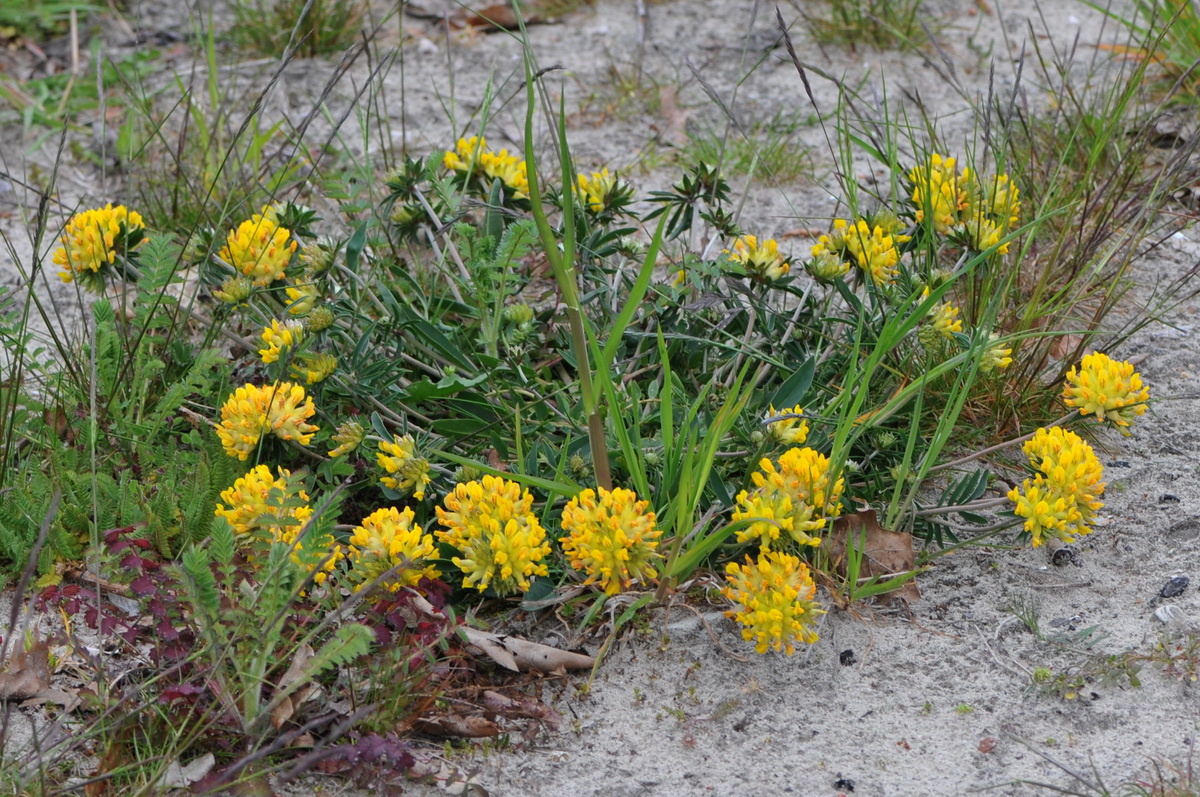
(823, 508, 921, 604)
(0, 638, 51, 701)
(271, 643, 315, 730)
(413, 713, 502, 738)
(448, 3, 541, 30)
(481, 690, 563, 731)
(658, 86, 691, 147)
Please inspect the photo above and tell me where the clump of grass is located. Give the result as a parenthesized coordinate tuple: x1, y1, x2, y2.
(794, 0, 931, 51)
(686, 109, 816, 181)
(228, 0, 365, 58)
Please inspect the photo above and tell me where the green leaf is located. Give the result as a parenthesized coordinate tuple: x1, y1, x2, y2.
(344, 220, 369, 272)
(769, 357, 816, 411)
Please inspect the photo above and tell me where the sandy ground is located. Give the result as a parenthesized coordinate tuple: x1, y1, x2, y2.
(2, 0, 1199, 794)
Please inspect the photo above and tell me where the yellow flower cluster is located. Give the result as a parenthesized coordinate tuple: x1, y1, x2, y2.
(292, 352, 337, 385)
(1063, 352, 1148, 434)
(733, 447, 844, 551)
(909, 153, 969, 233)
(443, 135, 530, 199)
(929, 300, 963, 339)
(328, 420, 366, 457)
(376, 434, 432, 501)
(559, 487, 662, 595)
(259, 319, 305, 364)
(1007, 426, 1105, 547)
(347, 506, 440, 591)
(214, 465, 340, 585)
(285, 282, 319, 316)
(765, 404, 809, 445)
(811, 218, 910, 286)
(220, 206, 297, 286)
(216, 382, 319, 460)
(722, 551, 824, 655)
(725, 235, 790, 282)
(575, 168, 620, 213)
(981, 333, 1013, 372)
(435, 475, 550, 596)
(214, 464, 314, 538)
(54, 204, 145, 291)
(909, 154, 1021, 253)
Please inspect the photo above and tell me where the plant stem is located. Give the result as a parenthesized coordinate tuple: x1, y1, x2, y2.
(926, 410, 1080, 474)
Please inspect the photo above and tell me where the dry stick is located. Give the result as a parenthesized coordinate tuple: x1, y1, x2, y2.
(925, 409, 1080, 475)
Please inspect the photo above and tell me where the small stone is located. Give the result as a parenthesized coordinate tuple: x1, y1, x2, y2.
(1160, 576, 1190, 599)
(979, 737, 997, 753)
(839, 649, 857, 666)
(833, 777, 855, 792)
(1160, 494, 1181, 504)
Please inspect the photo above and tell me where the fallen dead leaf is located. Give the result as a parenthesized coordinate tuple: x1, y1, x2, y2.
(481, 690, 563, 731)
(271, 643, 315, 730)
(979, 737, 997, 753)
(0, 637, 51, 701)
(657, 85, 691, 147)
(823, 508, 921, 604)
(413, 713, 501, 738)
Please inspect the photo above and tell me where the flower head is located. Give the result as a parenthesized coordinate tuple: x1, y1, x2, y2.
(815, 218, 909, 286)
(575, 168, 631, 214)
(376, 434, 432, 501)
(435, 475, 550, 596)
(328, 420, 366, 457)
(292, 352, 337, 385)
(1008, 425, 1105, 547)
(285, 283, 319, 316)
(726, 235, 789, 282)
(929, 299, 963, 339)
(259, 319, 305, 365)
(559, 487, 662, 595)
(722, 551, 824, 655)
(805, 251, 850, 283)
(733, 447, 844, 551)
(214, 465, 313, 538)
(765, 404, 809, 445)
(216, 382, 319, 460)
(213, 275, 254, 305)
(54, 204, 146, 292)
(444, 135, 530, 199)
(980, 333, 1013, 372)
(347, 506, 440, 591)
(960, 214, 1008, 255)
(1063, 352, 1149, 433)
(909, 153, 970, 233)
(220, 206, 297, 286)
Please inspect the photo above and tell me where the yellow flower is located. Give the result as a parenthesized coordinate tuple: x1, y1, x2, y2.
(215, 382, 319, 460)
(376, 434, 432, 501)
(220, 207, 297, 286)
(347, 506, 440, 591)
(214, 464, 314, 538)
(930, 301, 963, 338)
(1063, 352, 1149, 433)
(805, 251, 850, 283)
(328, 420, 366, 457)
(292, 352, 337, 384)
(722, 551, 824, 655)
(983, 174, 1021, 230)
(575, 168, 619, 213)
(259, 319, 305, 364)
(444, 135, 530, 199)
(435, 475, 550, 596)
(766, 404, 809, 445)
(213, 275, 253, 305)
(909, 153, 970, 233)
(559, 486, 662, 595)
(285, 283, 319, 315)
(961, 214, 1008, 255)
(1008, 426, 1105, 547)
(980, 333, 1013, 372)
(733, 447, 843, 551)
(725, 235, 789, 282)
(840, 218, 909, 286)
(54, 204, 145, 291)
